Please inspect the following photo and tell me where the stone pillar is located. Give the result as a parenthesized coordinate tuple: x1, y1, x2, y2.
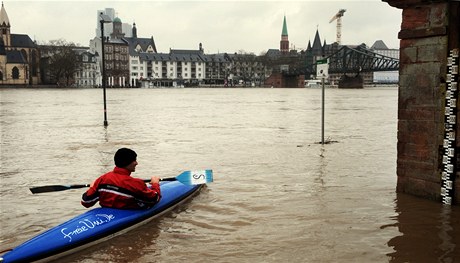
(383, 0, 460, 204)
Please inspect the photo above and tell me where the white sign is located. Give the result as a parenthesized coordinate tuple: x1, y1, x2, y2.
(316, 59, 329, 79)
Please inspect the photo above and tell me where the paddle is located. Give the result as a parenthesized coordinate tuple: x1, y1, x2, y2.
(29, 170, 213, 194)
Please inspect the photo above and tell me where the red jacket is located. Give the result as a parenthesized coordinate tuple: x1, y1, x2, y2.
(81, 167, 161, 209)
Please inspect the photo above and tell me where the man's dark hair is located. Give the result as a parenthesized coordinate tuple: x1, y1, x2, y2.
(114, 148, 137, 168)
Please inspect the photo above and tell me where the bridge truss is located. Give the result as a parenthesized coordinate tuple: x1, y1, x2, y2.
(326, 45, 399, 74)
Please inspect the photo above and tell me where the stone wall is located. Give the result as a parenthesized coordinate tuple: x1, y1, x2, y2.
(383, 0, 460, 204)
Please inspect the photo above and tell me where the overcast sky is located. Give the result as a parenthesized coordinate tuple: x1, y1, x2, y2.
(5, 0, 401, 54)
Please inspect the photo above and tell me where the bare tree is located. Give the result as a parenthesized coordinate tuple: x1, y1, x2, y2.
(40, 39, 82, 87)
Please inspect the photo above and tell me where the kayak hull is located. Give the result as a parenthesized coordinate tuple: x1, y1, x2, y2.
(1, 181, 202, 263)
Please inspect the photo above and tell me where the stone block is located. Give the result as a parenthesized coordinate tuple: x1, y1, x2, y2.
(398, 107, 435, 120)
(396, 176, 440, 201)
(400, 46, 417, 63)
(417, 44, 447, 63)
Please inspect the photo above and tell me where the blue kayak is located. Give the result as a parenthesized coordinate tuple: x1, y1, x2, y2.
(1, 180, 204, 263)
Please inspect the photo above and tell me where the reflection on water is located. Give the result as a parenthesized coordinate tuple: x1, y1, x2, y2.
(387, 193, 460, 262)
(0, 87, 459, 262)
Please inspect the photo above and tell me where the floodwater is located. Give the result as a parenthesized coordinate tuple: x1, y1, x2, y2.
(0, 87, 459, 262)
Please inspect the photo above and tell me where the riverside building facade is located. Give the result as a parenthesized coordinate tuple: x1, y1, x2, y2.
(0, 3, 40, 85)
(1, 3, 399, 88)
(90, 8, 270, 88)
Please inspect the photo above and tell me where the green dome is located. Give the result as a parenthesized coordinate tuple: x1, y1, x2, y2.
(113, 17, 121, 23)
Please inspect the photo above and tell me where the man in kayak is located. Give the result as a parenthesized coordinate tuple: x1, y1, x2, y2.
(81, 148, 161, 209)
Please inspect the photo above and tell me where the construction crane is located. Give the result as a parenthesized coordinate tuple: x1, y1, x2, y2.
(329, 9, 346, 45)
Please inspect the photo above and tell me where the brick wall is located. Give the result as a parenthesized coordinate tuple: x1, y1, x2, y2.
(264, 72, 305, 88)
(265, 72, 283, 88)
(383, 0, 460, 204)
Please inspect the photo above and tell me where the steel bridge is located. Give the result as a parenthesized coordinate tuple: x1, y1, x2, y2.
(326, 45, 399, 74)
(280, 44, 399, 87)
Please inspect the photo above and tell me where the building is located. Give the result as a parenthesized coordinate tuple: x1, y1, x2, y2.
(74, 48, 100, 87)
(138, 49, 206, 87)
(105, 16, 130, 87)
(124, 22, 157, 87)
(137, 44, 221, 88)
(91, 11, 156, 87)
(225, 52, 269, 86)
(90, 15, 130, 87)
(203, 52, 231, 85)
(371, 40, 399, 84)
(0, 3, 40, 85)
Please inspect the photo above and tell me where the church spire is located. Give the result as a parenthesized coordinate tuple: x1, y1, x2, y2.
(0, 2, 11, 46)
(280, 15, 289, 54)
(312, 29, 323, 56)
(281, 15, 288, 36)
(0, 2, 10, 27)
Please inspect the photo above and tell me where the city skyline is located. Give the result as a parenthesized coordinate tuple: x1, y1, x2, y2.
(5, 1, 401, 54)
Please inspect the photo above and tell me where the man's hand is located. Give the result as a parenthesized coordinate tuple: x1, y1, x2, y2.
(150, 176, 160, 185)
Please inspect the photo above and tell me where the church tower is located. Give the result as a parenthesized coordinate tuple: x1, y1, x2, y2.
(110, 17, 125, 39)
(280, 15, 289, 54)
(311, 29, 323, 57)
(0, 2, 11, 46)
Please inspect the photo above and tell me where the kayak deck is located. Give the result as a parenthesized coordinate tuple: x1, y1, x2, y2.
(1, 181, 203, 263)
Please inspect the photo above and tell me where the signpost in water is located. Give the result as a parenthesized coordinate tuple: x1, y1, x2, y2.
(316, 59, 329, 144)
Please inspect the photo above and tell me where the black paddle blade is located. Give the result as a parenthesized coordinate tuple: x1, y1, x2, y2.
(30, 184, 89, 194)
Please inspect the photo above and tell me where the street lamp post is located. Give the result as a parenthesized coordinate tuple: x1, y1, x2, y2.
(100, 12, 111, 127)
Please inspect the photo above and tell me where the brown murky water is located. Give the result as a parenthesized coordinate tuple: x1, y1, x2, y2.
(1, 87, 459, 262)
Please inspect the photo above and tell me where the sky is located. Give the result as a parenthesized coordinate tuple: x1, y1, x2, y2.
(4, 0, 402, 54)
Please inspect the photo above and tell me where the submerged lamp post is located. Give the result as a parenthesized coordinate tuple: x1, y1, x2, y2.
(100, 12, 111, 127)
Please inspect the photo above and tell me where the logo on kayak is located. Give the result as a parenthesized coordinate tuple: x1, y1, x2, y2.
(61, 213, 115, 242)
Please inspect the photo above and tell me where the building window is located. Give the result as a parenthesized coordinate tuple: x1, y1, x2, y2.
(12, 67, 19, 79)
